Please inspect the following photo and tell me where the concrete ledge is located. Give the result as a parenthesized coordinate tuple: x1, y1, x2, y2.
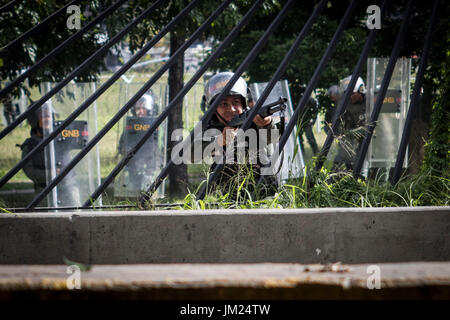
(0, 262, 449, 299)
(0, 207, 449, 264)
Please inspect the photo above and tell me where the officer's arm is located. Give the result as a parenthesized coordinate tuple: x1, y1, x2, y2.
(260, 117, 280, 145)
(22, 145, 47, 183)
(253, 114, 272, 127)
(118, 133, 125, 154)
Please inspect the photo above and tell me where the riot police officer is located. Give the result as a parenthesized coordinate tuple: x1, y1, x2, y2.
(330, 76, 367, 170)
(118, 94, 155, 152)
(21, 102, 81, 206)
(117, 94, 159, 195)
(199, 72, 279, 198)
(21, 103, 53, 195)
(325, 85, 340, 134)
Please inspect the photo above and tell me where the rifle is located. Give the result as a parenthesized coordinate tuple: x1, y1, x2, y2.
(227, 97, 287, 128)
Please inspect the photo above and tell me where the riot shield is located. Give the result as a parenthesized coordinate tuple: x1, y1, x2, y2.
(364, 58, 411, 175)
(40, 82, 101, 207)
(114, 116, 165, 198)
(114, 82, 168, 199)
(249, 80, 305, 184)
(183, 83, 204, 130)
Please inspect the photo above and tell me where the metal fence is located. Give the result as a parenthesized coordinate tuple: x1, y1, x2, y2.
(0, 0, 440, 210)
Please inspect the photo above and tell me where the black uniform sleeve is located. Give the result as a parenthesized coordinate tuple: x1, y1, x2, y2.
(21, 139, 47, 184)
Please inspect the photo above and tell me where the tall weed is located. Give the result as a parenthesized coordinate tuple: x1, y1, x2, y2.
(186, 165, 449, 209)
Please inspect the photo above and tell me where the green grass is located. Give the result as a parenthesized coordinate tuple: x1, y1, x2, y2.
(173, 166, 450, 210)
(0, 125, 31, 182)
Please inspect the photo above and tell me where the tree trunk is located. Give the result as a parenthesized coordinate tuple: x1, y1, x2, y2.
(167, 30, 188, 198)
(407, 79, 432, 175)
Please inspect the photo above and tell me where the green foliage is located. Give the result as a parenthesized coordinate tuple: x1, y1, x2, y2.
(423, 29, 450, 174)
(125, 0, 228, 52)
(209, 0, 449, 173)
(63, 256, 91, 271)
(0, 0, 125, 98)
(210, 1, 368, 102)
(179, 166, 449, 210)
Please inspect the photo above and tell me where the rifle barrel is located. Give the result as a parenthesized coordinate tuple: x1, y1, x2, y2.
(263, 97, 287, 109)
(228, 96, 287, 127)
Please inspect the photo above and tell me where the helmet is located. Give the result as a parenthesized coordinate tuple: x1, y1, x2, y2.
(339, 76, 366, 94)
(27, 101, 58, 132)
(133, 94, 154, 116)
(204, 72, 247, 107)
(40, 102, 55, 118)
(327, 85, 340, 100)
(27, 101, 56, 129)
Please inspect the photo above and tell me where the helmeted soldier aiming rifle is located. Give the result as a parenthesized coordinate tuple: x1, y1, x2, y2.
(197, 72, 284, 198)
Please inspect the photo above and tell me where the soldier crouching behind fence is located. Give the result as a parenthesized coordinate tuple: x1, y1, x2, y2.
(188, 72, 281, 200)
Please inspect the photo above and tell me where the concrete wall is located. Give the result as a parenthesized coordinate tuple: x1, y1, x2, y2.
(0, 207, 449, 264)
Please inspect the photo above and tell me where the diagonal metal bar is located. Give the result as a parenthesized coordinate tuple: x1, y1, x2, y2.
(26, 0, 223, 209)
(353, 0, 415, 178)
(0, 0, 21, 15)
(0, 0, 126, 101)
(0, 0, 168, 189)
(84, 0, 266, 207)
(1, 0, 79, 53)
(315, 0, 387, 171)
(139, 0, 296, 206)
(270, 0, 359, 183)
(0, 0, 135, 142)
(196, 0, 327, 200)
(390, 0, 439, 184)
